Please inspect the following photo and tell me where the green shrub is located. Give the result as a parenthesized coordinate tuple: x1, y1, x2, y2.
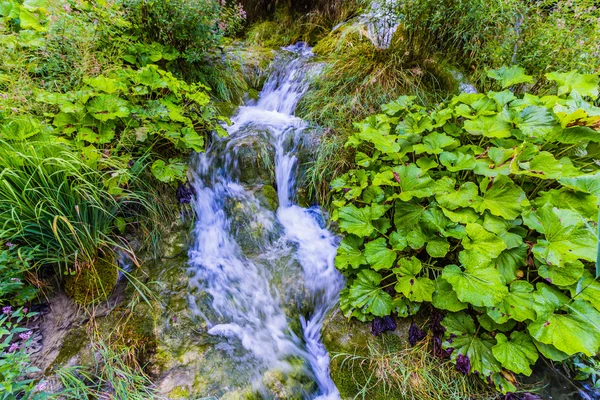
(0, 141, 155, 273)
(331, 68, 600, 392)
(124, 0, 246, 63)
(0, 306, 40, 399)
(51, 340, 156, 399)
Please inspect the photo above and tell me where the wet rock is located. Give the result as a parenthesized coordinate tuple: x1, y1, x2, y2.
(228, 133, 275, 186)
(256, 184, 279, 212)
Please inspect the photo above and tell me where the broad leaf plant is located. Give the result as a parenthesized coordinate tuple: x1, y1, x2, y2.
(332, 68, 600, 392)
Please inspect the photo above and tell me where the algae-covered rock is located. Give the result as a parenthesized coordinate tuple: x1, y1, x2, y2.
(64, 257, 118, 305)
(256, 184, 279, 211)
(234, 133, 275, 186)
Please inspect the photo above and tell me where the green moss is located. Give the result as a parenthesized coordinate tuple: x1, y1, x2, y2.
(257, 184, 278, 211)
(51, 326, 89, 370)
(168, 386, 190, 398)
(64, 257, 118, 305)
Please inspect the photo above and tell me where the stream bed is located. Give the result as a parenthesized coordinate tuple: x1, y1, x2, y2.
(186, 43, 343, 399)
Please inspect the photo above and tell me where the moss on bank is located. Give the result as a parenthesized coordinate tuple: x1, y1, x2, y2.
(64, 257, 119, 305)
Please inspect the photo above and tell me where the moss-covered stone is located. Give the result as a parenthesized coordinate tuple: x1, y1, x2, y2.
(51, 326, 89, 369)
(64, 257, 118, 305)
(256, 184, 279, 211)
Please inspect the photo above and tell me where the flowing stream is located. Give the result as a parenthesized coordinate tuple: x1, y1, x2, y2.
(187, 44, 343, 398)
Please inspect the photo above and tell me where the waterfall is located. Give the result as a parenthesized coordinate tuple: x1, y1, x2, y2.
(187, 43, 343, 399)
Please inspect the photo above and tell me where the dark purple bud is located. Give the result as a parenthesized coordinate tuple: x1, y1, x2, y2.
(455, 354, 471, 374)
(408, 322, 426, 346)
(371, 315, 396, 336)
(429, 309, 445, 336)
(176, 181, 196, 204)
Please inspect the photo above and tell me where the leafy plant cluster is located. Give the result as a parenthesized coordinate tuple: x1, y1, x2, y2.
(0, 246, 39, 399)
(124, 0, 246, 63)
(332, 66, 600, 392)
(32, 63, 227, 183)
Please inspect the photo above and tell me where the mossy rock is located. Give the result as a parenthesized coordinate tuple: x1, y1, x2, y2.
(50, 326, 89, 370)
(256, 184, 279, 212)
(64, 257, 118, 305)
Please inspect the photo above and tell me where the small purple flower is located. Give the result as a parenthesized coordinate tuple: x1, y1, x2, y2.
(19, 331, 32, 341)
(8, 343, 19, 353)
(22, 308, 27, 314)
(2, 306, 11, 315)
(5, 242, 14, 248)
(455, 354, 471, 374)
(408, 322, 426, 346)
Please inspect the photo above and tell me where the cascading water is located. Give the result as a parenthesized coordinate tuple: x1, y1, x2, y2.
(187, 43, 343, 399)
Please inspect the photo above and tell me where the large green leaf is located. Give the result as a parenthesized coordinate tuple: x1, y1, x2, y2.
(546, 71, 599, 99)
(364, 237, 397, 271)
(181, 128, 205, 152)
(475, 175, 529, 220)
(522, 205, 597, 267)
(559, 172, 600, 198)
(487, 280, 537, 324)
(554, 126, 600, 144)
(528, 300, 600, 356)
(517, 152, 579, 180)
(487, 66, 533, 89)
(393, 201, 425, 230)
(394, 256, 422, 276)
(353, 115, 399, 154)
(436, 182, 480, 211)
(337, 204, 386, 237)
(432, 277, 467, 312)
(335, 235, 366, 270)
(439, 151, 477, 172)
(538, 260, 584, 286)
(568, 272, 600, 312)
(83, 76, 126, 94)
(492, 332, 538, 376)
(151, 159, 186, 183)
(464, 110, 512, 138)
(86, 94, 130, 121)
(348, 270, 394, 317)
(413, 132, 458, 155)
(443, 251, 508, 307)
(494, 245, 527, 284)
(396, 113, 433, 135)
(442, 313, 501, 376)
(395, 276, 434, 302)
(534, 189, 599, 221)
(515, 106, 556, 137)
(388, 165, 434, 201)
(462, 224, 507, 259)
(426, 237, 450, 258)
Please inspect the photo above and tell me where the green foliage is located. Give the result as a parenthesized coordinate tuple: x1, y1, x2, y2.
(0, 246, 37, 306)
(124, 0, 246, 62)
(332, 69, 600, 392)
(32, 63, 225, 181)
(0, 307, 40, 399)
(0, 141, 156, 272)
(51, 340, 157, 399)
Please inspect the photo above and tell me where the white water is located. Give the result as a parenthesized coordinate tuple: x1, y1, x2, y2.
(359, 0, 400, 49)
(188, 43, 343, 398)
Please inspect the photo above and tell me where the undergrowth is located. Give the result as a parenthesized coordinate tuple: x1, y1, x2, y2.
(332, 333, 499, 400)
